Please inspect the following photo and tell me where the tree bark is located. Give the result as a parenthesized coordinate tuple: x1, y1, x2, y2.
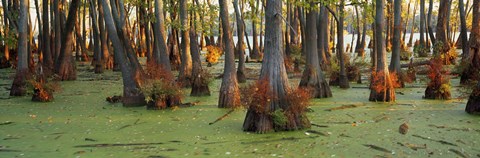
(337, 1, 349, 89)
(318, 5, 329, 65)
(461, 0, 480, 84)
(55, 0, 81, 81)
(389, 0, 403, 87)
(402, 0, 411, 43)
(250, 0, 261, 60)
(42, 0, 53, 70)
(190, 30, 211, 96)
(218, 0, 240, 108)
(370, 0, 396, 102)
(234, 0, 246, 83)
(100, 0, 145, 107)
(89, 0, 104, 73)
(419, 0, 426, 47)
(407, 0, 417, 47)
(299, 5, 332, 99)
(466, 82, 480, 114)
(152, 0, 171, 71)
(458, 0, 469, 59)
(243, 0, 310, 133)
(435, 0, 450, 55)
(10, 0, 29, 96)
(178, 0, 193, 87)
(427, 0, 436, 44)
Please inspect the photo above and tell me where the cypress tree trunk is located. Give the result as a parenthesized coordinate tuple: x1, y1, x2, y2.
(100, 0, 145, 107)
(234, 0, 246, 83)
(369, 0, 396, 102)
(300, 5, 332, 98)
(218, 0, 240, 108)
(243, 0, 310, 133)
(337, 0, 349, 89)
(459, 0, 470, 60)
(402, 0, 411, 43)
(407, 0, 417, 47)
(318, 5, 328, 66)
(419, 0, 426, 47)
(427, 0, 436, 45)
(178, 0, 193, 87)
(389, 0, 404, 87)
(10, 0, 29, 96)
(190, 30, 211, 96)
(152, 0, 171, 71)
(42, 0, 53, 70)
(250, 0, 261, 60)
(461, 0, 480, 84)
(89, 0, 103, 73)
(435, 0, 451, 56)
(55, 0, 81, 81)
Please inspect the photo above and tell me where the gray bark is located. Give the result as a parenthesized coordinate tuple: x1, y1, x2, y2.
(389, 0, 402, 75)
(218, 0, 239, 108)
(243, 0, 310, 133)
(100, 0, 145, 107)
(370, 0, 395, 102)
(300, 5, 332, 98)
(10, 0, 29, 96)
(153, 0, 171, 71)
(42, 0, 53, 68)
(55, 0, 80, 81)
(459, 0, 470, 59)
(234, 0, 246, 83)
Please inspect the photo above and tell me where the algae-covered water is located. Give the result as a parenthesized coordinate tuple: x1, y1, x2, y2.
(1, 61, 480, 158)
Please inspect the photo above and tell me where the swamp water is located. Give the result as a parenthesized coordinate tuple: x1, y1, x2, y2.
(0, 59, 479, 158)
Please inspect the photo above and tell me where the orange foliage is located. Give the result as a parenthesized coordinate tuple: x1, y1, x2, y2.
(370, 71, 397, 93)
(285, 88, 312, 115)
(145, 62, 175, 81)
(240, 78, 273, 112)
(205, 46, 223, 64)
(241, 78, 312, 115)
(427, 57, 450, 87)
(389, 72, 402, 88)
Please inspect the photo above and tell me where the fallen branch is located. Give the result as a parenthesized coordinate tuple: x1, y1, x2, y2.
(449, 149, 468, 158)
(363, 144, 392, 154)
(412, 134, 458, 146)
(74, 142, 164, 148)
(0, 149, 21, 152)
(209, 109, 234, 125)
(325, 103, 365, 111)
(397, 142, 427, 151)
(306, 130, 329, 136)
(311, 123, 329, 128)
(401, 60, 430, 68)
(0, 121, 14, 126)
